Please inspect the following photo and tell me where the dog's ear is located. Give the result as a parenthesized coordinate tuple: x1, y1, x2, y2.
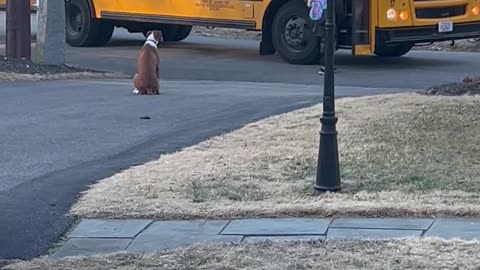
(145, 30, 153, 38)
(154, 31, 164, 48)
(155, 31, 164, 43)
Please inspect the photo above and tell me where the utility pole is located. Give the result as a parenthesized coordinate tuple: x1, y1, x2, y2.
(314, 0, 341, 193)
(33, 0, 66, 65)
(6, 0, 32, 59)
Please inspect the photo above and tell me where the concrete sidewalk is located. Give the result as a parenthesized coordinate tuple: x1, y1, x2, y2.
(52, 217, 480, 258)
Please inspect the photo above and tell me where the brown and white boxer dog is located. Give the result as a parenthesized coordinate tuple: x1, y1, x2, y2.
(133, 30, 163, 95)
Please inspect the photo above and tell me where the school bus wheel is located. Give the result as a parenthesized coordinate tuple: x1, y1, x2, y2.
(65, 0, 114, 47)
(374, 43, 414, 57)
(172, 25, 193, 41)
(271, 0, 320, 65)
(143, 24, 192, 42)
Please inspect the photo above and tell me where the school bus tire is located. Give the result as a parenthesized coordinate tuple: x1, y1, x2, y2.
(160, 24, 192, 42)
(143, 25, 191, 42)
(374, 43, 414, 57)
(172, 25, 193, 41)
(65, 0, 114, 47)
(271, 0, 320, 65)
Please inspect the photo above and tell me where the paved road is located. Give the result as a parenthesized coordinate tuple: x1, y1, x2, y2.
(66, 35, 480, 89)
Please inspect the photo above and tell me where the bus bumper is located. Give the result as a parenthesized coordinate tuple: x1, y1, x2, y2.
(376, 21, 480, 44)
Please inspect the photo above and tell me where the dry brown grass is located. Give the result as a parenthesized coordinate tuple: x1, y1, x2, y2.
(0, 71, 129, 81)
(192, 26, 262, 40)
(70, 93, 480, 219)
(6, 239, 480, 270)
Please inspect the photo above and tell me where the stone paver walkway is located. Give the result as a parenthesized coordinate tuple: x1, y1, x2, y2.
(51, 217, 480, 258)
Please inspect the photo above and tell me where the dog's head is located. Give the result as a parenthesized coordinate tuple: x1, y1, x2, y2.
(145, 30, 164, 48)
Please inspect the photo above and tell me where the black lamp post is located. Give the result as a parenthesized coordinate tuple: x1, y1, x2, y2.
(314, 0, 341, 193)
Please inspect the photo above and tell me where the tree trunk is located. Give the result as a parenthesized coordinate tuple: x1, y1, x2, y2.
(6, 0, 32, 60)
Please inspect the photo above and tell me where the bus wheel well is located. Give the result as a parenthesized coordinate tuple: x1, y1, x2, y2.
(85, 0, 96, 18)
(261, 0, 293, 55)
(71, 0, 96, 18)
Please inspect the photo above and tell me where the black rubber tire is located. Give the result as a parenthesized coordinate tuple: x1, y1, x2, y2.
(158, 24, 179, 41)
(271, 0, 319, 65)
(374, 43, 414, 57)
(143, 24, 192, 42)
(93, 22, 115, 46)
(172, 25, 192, 41)
(65, 0, 114, 47)
(143, 24, 176, 41)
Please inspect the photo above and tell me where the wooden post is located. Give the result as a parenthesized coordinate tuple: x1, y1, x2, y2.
(6, 0, 31, 59)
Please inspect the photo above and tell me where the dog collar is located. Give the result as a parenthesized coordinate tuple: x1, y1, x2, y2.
(145, 32, 159, 47)
(145, 38, 158, 48)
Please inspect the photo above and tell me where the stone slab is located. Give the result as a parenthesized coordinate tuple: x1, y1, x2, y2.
(127, 234, 242, 252)
(69, 219, 152, 238)
(243, 235, 326, 243)
(424, 218, 480, 240)
(330, 218, 434, 230)
(221, 218, 331, 236)
(327, 228, 423, 241)
(138, 220, 229, 236)
(51, 238, 131, 258)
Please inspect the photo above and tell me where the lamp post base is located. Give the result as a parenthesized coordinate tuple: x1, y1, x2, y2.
(314, 113, 341, 193)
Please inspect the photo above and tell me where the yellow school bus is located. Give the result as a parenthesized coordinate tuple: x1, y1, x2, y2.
(3, 0, 480, 65)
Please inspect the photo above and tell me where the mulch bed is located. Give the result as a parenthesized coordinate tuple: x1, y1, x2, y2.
(418, 76, 480, 96)
(0, 57, 108, 75)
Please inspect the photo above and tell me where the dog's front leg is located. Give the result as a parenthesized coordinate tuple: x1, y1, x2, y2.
(133, 73, 141, 94)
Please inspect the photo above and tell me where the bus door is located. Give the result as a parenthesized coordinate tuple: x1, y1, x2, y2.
(351, 0, 373, 55)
